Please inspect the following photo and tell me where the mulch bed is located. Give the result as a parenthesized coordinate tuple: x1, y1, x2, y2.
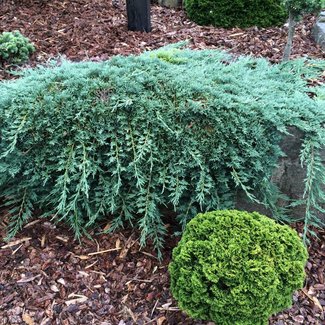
(0, 0, 325, 324)
(0, 0, 324, 80)
(0, 219, 324, 325)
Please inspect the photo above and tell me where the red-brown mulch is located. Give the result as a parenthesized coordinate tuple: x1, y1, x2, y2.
(0, 219, 324, 325)
(0, 0, 324, 81)
(0, 1, 325, 324)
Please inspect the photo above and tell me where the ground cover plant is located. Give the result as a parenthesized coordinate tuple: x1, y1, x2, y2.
(169, 210, 308, 325)
(184, 0, 287, 28)
(0, 46, 324, 257)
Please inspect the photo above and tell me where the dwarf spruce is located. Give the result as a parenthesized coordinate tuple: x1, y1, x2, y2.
(0, 31, 35, 64)
(0, 47, 324, 256)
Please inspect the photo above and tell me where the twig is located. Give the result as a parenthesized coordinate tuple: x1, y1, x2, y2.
(156, 306, 180, 311)
(88, 248, 121, 256)
(23, 220, 41, 228)
(151, 299, 159, 317)
(1, 237, 31, 249)
(11, 244, 22, 255)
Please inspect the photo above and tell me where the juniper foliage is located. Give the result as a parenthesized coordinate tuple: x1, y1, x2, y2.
(0, 48, 324, 256)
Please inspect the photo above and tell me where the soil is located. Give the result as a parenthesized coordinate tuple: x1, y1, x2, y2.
(0, 0, 325, 324)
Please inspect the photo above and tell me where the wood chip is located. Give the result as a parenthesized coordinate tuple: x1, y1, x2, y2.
(57, 278, 66, 286)
(22, 313, 34, 325)
(65, 296, 88, 306)
(1, 237, 32, 249)
(157, 316, 166, 325)
(312, 296, 324, 312)
(228, 32, 245, 37)
(17, 274, 41, 283)
(41, 235, 46, 248)
(56, 236, 69, 243)
(75, 255, 90, 260)
(50, 284, 60, 292)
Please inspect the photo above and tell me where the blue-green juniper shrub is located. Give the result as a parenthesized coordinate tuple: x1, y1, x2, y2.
(0, 46, 324, 257)
(169, 210, 308, 325)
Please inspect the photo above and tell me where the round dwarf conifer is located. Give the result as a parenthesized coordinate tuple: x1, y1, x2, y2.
(184, 0, 287, 28)
(169, 210, 308, 325)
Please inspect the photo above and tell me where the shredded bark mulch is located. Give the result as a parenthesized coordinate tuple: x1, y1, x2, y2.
(0, 0, 325, 81)
(0, 219, 324, 325)
(0, 0, 325, 324)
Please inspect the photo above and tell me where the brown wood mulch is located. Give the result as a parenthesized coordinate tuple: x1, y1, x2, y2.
(0, 219, 324, 325)
(0, 0, 325, 324)
(0, 0, 324, 81)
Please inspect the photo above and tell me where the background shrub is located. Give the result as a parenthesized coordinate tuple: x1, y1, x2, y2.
(0, 46, 324, 256)
(0, 31, 35, 64)
(184, 0, 287, 28)
(169, 210, 308, 325)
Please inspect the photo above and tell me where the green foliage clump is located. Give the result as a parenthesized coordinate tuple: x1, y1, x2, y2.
(0, 31, 35, 64)
(184, 0, 287, 28)
(283, 0, 321, 19)
(169, 210, 308, 325)
(0, 46, 324, 256)
(282, 0, 321, 60)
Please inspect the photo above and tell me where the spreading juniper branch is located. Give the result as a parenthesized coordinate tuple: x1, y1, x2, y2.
(0, 48, 324, 257)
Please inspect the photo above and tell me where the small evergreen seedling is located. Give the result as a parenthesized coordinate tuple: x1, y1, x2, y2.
(169, 210, 308, 325)
(0, 31, 35, 64)
(282, 0, 322, 61)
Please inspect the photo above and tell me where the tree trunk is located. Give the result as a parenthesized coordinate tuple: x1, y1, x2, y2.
(126, 0, 151, 32)
(282, 11, 296, 62)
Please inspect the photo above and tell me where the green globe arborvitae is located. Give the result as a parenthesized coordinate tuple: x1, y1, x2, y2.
(184, 0, 287, 28)
(169, 210, 308, 325)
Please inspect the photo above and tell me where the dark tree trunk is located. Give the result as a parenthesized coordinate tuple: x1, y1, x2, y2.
(126, 0, 151, 32)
